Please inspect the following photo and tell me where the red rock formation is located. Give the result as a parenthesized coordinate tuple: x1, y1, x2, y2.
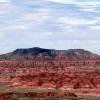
(0, 47, 99, 90)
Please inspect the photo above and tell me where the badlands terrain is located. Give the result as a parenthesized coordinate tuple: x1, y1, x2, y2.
(0, 47, 99, 100)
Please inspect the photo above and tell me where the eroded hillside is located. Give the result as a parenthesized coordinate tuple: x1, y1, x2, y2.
(0, 47, 99, 90)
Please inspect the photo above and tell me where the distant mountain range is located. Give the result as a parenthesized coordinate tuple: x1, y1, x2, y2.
(0, 47, 99, 60)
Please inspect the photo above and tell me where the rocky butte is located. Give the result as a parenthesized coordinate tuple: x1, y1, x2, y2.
(0, 47, 99, 90)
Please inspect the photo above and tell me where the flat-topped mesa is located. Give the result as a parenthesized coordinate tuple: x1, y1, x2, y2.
(0, 47, 99, 89)
(0, 47, 99, 61)
(13, 47, 53, 55)
(0, 47, 56, 60)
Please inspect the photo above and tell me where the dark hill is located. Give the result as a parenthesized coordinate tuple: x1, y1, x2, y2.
(0, 47, 99, 60)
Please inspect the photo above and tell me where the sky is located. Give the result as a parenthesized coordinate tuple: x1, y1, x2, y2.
(0, 0, 100, 54)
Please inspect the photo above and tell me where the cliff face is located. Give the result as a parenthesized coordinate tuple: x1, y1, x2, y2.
(0, 47, 100, 89)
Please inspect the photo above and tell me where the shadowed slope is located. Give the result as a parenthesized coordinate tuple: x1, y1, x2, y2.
(0, 47, 99, 60)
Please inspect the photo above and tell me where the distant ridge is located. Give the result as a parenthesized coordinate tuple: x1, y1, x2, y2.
(0, 47, 99, 60)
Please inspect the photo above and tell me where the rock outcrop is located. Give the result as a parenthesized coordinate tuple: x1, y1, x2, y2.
(0, 47, 99, 89)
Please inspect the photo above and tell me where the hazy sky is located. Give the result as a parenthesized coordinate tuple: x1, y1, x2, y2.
(0, 0, 100, 54)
